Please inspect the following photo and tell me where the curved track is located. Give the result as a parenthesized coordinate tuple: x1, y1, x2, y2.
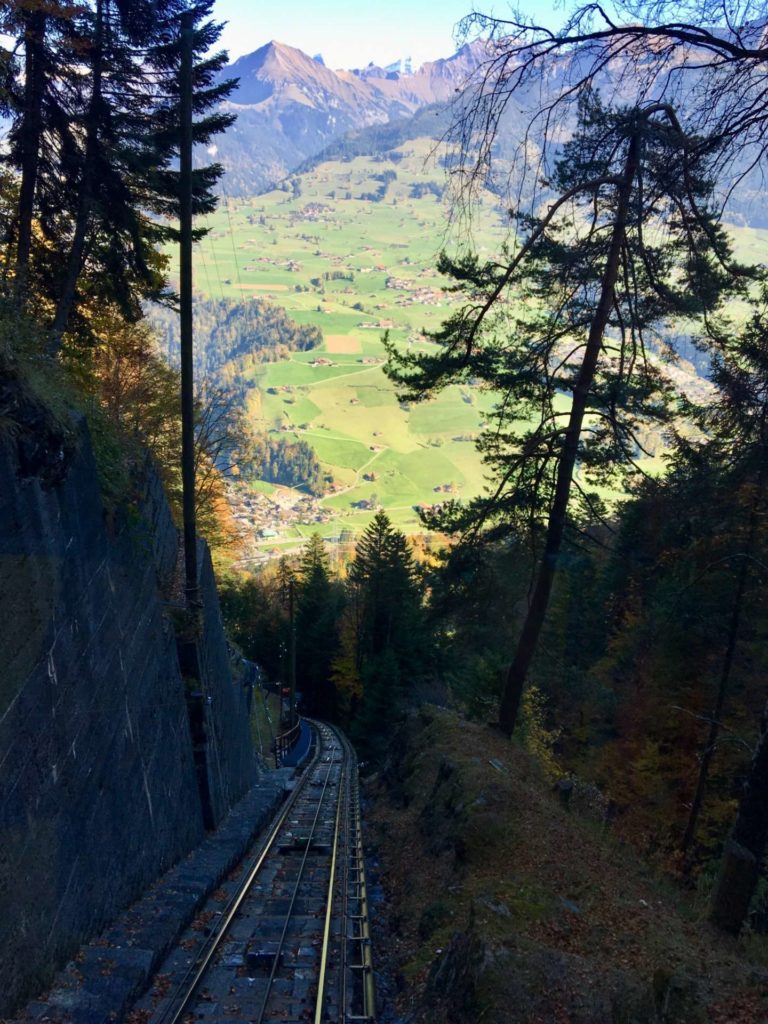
(141, 721, 375, 1024)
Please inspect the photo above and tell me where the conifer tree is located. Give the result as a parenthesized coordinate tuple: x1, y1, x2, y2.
(49, 0, 236, 350)
(677, 295, 768, 928)
(388, 92, 746, 736)
(219, 567, 290, 683)
(295, 533, 341, 718)
(47, 0, 163, 346)
(710, 701, 768, 934)
(674, 299, 768, 862)
(1, 0, 236, 348)
(1, 0, 79, 303)
(347, 512, 425, 745)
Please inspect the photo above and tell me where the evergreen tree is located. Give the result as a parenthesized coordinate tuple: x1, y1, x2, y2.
(388, 92, 747, 736)
(552, 298, 768, 869)
(47, 0, 167, 347)
(1, 0, 79, 303)
(682, 295, 768, 926)
(710, 701, 768, 934)
(675, 306, 768, 863)
(219, 568, 290, 684)
(295, 533, 341, 719)
(49, 0, 237, 350)
(276, 555, 296, 607)
(426, 539, 527, 719)
(347, 512, 426, 749)
(1, 0, 236, 349)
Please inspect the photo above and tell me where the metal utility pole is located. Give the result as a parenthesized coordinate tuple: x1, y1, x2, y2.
(179, 11, 200, 615)
(288, 578, 298, 729)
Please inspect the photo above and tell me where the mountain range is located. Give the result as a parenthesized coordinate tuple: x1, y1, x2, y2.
(213, 40, 488, 195)
(212, 36, 766, 228)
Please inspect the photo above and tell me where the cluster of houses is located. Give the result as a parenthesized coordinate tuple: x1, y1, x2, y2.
(414, 500, 447, 515)
(383, 276, 446, 308)
(225, 481, 335, 562)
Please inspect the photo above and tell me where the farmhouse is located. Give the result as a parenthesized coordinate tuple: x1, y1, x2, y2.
(357, 319, 394, 330)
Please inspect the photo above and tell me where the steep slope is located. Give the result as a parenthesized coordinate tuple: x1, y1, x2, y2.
(367, 707, 768, 1023)
(0, 382, 256, 1011)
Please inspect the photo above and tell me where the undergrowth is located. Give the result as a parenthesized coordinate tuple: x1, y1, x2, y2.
(0, 298, 132, 505)
(367, 706, 768, 1024)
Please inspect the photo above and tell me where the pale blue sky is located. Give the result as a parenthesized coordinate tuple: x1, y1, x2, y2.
(213, 0, 525, 69)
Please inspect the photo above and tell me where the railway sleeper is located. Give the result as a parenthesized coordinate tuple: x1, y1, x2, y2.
(278, 838, 333, 854)
(245, 946, 284, 972)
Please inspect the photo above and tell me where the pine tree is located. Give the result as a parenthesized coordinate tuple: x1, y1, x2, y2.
(2, 0, 236, 349)
(689, 295, 768, 927)
(295, 534, 341, 718)
(387, 92, 747, 736)
(49, 0, 237, 350)
(219, 568, 290, 684)
(678, 324, 768, 861)
(710, 702, 768, 934)
(347, 512, 426, 748)
(48, 0, 163, 347)
(2, 0, 79, 304)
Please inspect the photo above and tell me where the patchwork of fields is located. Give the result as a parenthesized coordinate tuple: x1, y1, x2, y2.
(166, 138, 768, 545)
(168, 139, 513, 538)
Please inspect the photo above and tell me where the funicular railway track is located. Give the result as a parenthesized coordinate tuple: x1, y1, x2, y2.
(140, 721, 375, 1024)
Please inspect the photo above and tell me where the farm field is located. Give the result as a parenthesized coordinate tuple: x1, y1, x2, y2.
(166, 138, 515, 539)
(168, 139, 768, 545)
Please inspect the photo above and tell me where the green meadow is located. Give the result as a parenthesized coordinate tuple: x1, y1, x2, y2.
(169, 138, 768, 540)
(165, 139, 512, 536)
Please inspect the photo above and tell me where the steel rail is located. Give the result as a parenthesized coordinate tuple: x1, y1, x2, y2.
(337, 734, 354, 1020)
(253, 726, 341, 1024)
(152, 721, 322, 1024)
(314, 729, 376, 1023)
(345, 734, 376, 1022)
(147, 722, 369, 1024)
(313, 743, 348, 1024)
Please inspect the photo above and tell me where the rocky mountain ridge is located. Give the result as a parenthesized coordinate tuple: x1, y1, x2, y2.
(213, 39, 488, 194)
(213, 35, 766, 227)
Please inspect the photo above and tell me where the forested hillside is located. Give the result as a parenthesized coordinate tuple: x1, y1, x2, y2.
(218, 1, 768, 970)
(4, 0, 768, 1018)
(148, 297, 321, 381)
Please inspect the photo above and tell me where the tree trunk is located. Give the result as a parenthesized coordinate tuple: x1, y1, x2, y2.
(49, 0, 104, 354)
(497, 132, 640, 736)
(682, 535, 754, 859)
(14, 9, 46, 305)
(683, 418, 767, 861)
(681, 559, 747, 859)
(710, 701, 768, 933)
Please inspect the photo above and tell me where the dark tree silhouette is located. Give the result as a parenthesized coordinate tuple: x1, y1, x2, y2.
(388, 93, 746, 735)
(451, 2, 768, 213)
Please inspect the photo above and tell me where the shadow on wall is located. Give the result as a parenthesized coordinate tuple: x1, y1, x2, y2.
(0, 417, 255, 1015)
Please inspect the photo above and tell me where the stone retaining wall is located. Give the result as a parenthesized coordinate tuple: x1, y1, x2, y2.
(0, 418, 255, 1014)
